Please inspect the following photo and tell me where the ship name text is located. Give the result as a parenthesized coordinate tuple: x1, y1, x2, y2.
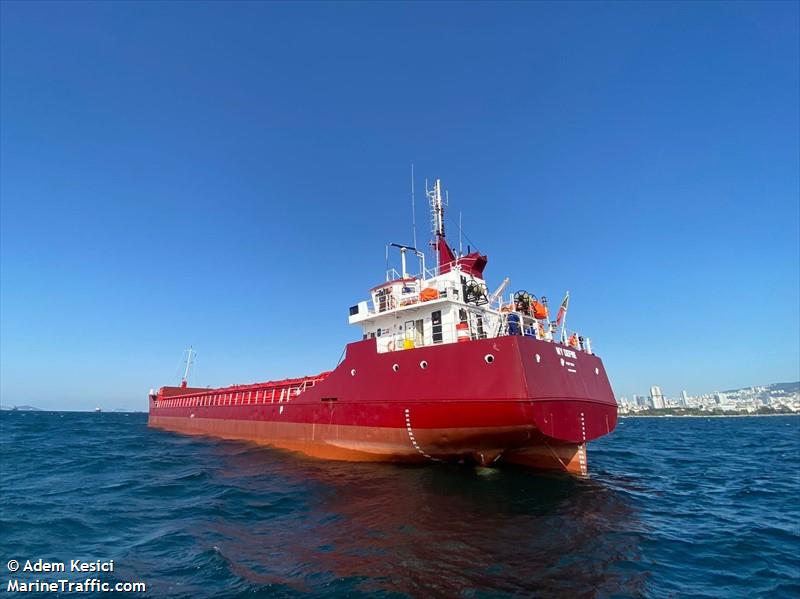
(555, 347, 577, 359)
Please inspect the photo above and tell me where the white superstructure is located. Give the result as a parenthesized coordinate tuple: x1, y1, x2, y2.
(347, 178, 593, 355)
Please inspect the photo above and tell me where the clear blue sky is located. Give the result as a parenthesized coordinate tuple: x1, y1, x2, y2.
(1, 1, 798, 410)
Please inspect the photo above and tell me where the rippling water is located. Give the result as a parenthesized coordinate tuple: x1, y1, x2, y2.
(1, 412, 798, 597)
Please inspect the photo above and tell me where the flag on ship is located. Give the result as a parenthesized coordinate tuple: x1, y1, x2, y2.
(556, 292, 570, 326)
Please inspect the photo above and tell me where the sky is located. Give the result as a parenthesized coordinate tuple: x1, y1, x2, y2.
(1, 1, 798, 411)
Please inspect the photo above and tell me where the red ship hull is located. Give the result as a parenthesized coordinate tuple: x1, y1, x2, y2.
(148, 336, 617, 475)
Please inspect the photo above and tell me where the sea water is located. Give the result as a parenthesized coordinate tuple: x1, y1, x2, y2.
(1, 412, 798, 598)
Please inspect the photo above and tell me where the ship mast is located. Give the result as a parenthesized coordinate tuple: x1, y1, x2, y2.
(427, 179, 447, 272)
(180, 346, 195, 388)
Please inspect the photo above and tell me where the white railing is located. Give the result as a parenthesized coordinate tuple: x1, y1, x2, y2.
(375, 309, 562, 354)
(367, 279, 462, 316)
(384, 256, 483, 285)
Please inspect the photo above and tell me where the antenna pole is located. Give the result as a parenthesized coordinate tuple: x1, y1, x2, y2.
(459, 211, 463, 256)
(434, 180, 439, 271)
(411, 164, 417, 249)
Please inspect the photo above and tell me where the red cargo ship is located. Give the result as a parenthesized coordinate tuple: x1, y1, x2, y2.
(148, 179, 617, 475)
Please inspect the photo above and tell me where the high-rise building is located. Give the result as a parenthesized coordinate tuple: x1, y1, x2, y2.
(650, 385, 665, 409)
(681, 390, 689, 406)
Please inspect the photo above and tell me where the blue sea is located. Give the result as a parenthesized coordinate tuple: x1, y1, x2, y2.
(1, 412, 798, 598)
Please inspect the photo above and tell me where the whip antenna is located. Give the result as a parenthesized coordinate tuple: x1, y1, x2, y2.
(459, 210, 463, 256)
(411, 163, 417, 249)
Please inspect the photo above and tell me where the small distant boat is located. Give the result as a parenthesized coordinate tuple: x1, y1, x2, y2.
(95, 407, 102, 413)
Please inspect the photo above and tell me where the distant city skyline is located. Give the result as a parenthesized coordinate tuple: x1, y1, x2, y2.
(623, 380, 800, 402)
(617, 381, 799, 414)
(2, 2, 798, 410)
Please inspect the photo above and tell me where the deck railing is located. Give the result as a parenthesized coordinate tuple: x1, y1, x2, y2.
(156, 375, 330, 409)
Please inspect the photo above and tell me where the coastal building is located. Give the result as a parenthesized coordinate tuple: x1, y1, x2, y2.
(650, 385, 665, 409)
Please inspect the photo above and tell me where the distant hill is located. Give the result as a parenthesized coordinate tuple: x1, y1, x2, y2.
(722, 382, 798, 395)
(0, 405, 41, 411)
(769, 382, 800, 394)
